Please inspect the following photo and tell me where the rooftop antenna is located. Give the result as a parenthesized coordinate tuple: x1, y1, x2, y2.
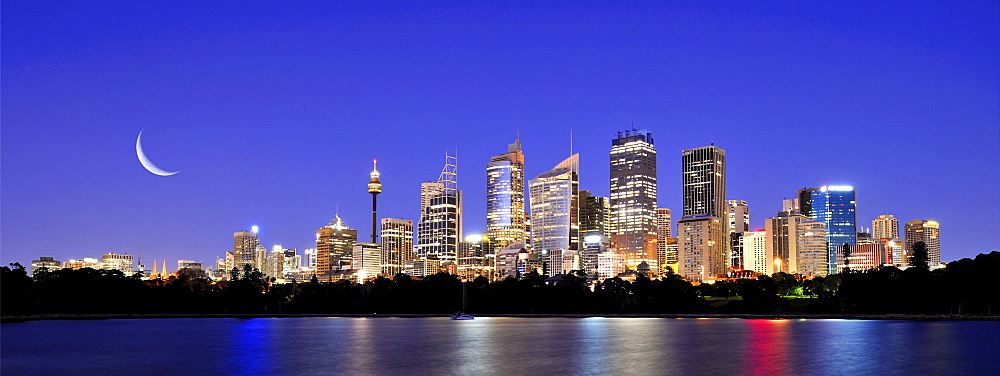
(569, 129, 573, 156)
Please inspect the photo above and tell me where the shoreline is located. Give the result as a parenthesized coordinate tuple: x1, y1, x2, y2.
(3, 312, 998, 323)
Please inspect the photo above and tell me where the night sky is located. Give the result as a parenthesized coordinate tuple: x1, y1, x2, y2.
(2, 2, 997, 268)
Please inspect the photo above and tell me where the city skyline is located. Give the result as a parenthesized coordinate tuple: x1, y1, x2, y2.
(3, 2, 997, 267)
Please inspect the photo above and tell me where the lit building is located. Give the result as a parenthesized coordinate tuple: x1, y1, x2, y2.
(881, 238, 905, 266)
(726, 200, 750, 234)
(261, 246, 286, 280)
(677, 216, 726, 282)
(872, 214, 900, 241)
(764, 211, 810, 274)
(729, 232, 744, 270)
(529, 154, 580, 268)
(580, 191, 610, 239)
(904, 220, 941, 266)
(64, 258, 100, 270)
(799, 186, 858, 275)
(101, 253, 134, 273)
(31, 257, 61, 273)
(304, 248, 317, 269)
(280, 248, 302, 280)
(838, 243, 886, 272)
(582, 234, 610, 281)
(678, 144, 727, 281)
(315, 216, 358, 282)
(381, 218, 414, 277)
(597, 251, 626, 281)
(486, 139, 527, 249)
(177, 259, 203, 271)
(609, 129, 658, 272)
(352, 243, 382, 280)
(368, 160, 382, 244)
(417, 154, 463, 264)
(796, 221, 829, 278)
(412, 256, 442, 277)
(457, 235, 496, 281)
(229, 230, 260, 271)
(656, 208, 673, 268)
(658, 237, 679, 274)
(740, 231, 770, 275)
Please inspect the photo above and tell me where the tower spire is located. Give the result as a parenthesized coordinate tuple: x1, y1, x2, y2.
(368, 159, 382, 243)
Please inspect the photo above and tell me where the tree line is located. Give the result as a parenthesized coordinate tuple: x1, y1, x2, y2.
(3, 251, 997, 316)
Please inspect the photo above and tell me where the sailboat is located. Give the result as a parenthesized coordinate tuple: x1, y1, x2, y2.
(451, 281, 474, 320)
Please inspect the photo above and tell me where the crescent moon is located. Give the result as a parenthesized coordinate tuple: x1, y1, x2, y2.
(136, 129, 179, 176)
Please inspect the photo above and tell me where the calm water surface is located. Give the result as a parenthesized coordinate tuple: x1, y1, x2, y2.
(2, 318, 997, 375)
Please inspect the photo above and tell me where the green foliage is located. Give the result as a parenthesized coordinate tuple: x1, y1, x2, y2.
(910, 241, 930, 270)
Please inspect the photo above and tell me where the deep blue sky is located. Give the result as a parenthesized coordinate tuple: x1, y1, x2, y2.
(3, 1, 998, 268)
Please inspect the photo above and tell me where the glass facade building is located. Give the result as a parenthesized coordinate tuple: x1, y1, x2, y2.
(799, 186, 857, 274)
(486, 139, 527, 249)
(529, 154, 580, 258)
(417, 155, 463, 264)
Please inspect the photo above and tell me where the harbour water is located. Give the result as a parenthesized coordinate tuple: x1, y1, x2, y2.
(2, 317, 997, 375)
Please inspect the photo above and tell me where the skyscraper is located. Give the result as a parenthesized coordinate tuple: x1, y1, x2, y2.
(904, 220, 941, 266)
(352, 243, 381, 279)
(380, 218, 414, 276)
(656, 208, 672, 239)
(872, 214, 900, 240)
(740, 231, 770, 275)
(799, 186, 858, 274)
(315, 216, 358, 282)
(682, 145, 726, 218)
(230, 230, 260, 271)
(580, 190, 610, 238)
(529, 154, 580, 263)
(678, 145, 727, 281)
(486, 139, 527, 249)
(796, 221, 829, 278)
(609, 129, 658, 271)
(417, 154, 463, 264)
(726, 200, 750, 234)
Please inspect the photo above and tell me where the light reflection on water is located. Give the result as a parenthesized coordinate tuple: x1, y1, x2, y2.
(2, 318, 997, 376)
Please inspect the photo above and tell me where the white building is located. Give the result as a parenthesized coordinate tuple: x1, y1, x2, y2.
(596, 251, 626, 281)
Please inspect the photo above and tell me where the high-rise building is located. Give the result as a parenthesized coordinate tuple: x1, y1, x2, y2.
(230, 230, 260, 271)
(486, 139, 527, 249)
(904, 220, 941, 266)
(581, 234, 610, 281)
(381, 218, 414, 277)
(796, 221, 829, 278)
(100, 253, 132, 274)
(417, 154, 463, 265)
(872, 215, 900, 241)
(764, 211, 810, 274)
(656, 208, 673, 267)
(315, 216, 358, 282)
(610, 129, 658, 272)
(799, 186, 858, 275)
(580, 191, 610, 239)
(352, 243, 381, 279)
(726, 200, 750, 234)
(529, 154, 580, 264)
(658, 237, 679, 274)
(740, 231, 770, 275)
(678, 145, 727, 281)
(677, 216, 726, 282)
(682, 145, 726, 218)
(457, 235, 496, 281)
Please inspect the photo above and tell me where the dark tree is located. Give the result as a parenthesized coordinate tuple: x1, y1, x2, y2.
(910, 241, 930, 270)
(842, 243, 852, 272)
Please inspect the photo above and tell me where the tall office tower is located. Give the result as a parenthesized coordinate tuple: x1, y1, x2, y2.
(872, 215, 900, 241)
(795, 221, 829, 278)
(726, 200, 750, 234)
(529, 154, 580, 263)
(100, 253, 134, 273)
(740, 231, 770, 275)
(904, 220, 941, 266)
(486, 139, 527, 249)
(881, 238, 904, 266)
(262, 246, 285, 279)
(352, 243, 381, 279)
(417, 154, 463, 264)
(315, 216, 358, 282)
(765, 211, 812, 274)
(457, 235, 496, 281)
(682, 145, 726, 217)
(609, 129, 658, 272)
(304, 248, 318, 269)
(230, 230, 260, 271)
(380, 218, 414, 276)
(658, 237, 679, 273)
(677, 216, 726, 282)
(580, 191, 611, 238)
(729, 232, 744, 270)
(656, 208, 673, 266)
(678, 145, 727, 281)
(798, 186, 858, 275)
(368, 160, 382, 243)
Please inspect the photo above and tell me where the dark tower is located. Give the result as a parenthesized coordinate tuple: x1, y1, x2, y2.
(368, 160, 382, 243)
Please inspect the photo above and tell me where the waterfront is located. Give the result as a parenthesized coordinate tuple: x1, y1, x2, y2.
(2, 318, 997, 375)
